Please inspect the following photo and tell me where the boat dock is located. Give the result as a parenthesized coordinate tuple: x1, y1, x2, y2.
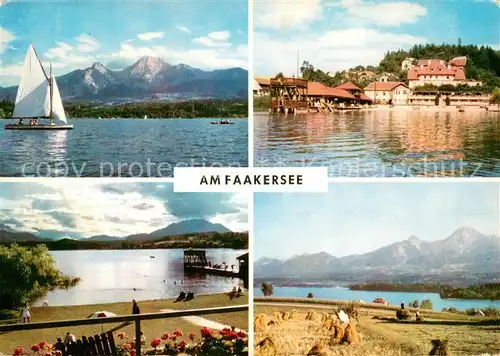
(183, 250, 249, 282)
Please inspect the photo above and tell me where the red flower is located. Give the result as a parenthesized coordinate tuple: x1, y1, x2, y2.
(177, 341, 186, 350)
(237, 330, 247, 338)
(55, 351, 62, 356)
(173, 329, 184, 338)
(117, 332, 126, 339)
(44, 353, 51, 356)
(122, 344, 131, 350)
(13, 347, 25, 356)
(31, 345, 40, 352)
(200, 327, 213, 338)
(188, 332, 196, 341)
(161, 332, 170, 340)
(38, 342, 48, 350)
(150, 338, 161, 349)
(130, 349, 136, 356)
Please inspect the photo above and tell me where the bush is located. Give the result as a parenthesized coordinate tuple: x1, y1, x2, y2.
(442, 307, 458, 313)
(0, 309, 18, 320)
(420, 299, 433, 310)
(411, 300, 419, 308)
(307, 293, 313, 298)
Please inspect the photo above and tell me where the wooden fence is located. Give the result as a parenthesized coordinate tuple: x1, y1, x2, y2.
(0, 305, 248, 356)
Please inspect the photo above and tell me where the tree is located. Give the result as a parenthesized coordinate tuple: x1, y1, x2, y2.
(307, 293, 314, 298)
(411, 300, 420, 308)
(261, 282, 273, 297)
(0, 244, 81, 310)
(420, 299, 433, 310)
(491, 87, 500, 107)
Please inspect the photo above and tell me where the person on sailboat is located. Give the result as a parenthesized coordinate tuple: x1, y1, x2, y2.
(18, 118, 24, 125)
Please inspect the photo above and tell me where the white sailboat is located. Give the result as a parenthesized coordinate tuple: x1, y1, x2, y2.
(144, 115, 148, 120)
(5, 44, 73, 130)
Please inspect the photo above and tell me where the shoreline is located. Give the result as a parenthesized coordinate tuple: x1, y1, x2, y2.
(254, 105, 500, 114)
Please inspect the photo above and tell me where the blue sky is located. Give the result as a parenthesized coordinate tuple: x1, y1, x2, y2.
(0, 182, 248, 239)
(0, 0, 248, 86)
(254, 0, 500, 76)
(254, 183, 499, 260)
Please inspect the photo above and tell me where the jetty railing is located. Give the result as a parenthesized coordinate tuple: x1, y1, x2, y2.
(0, 304, 248, 356)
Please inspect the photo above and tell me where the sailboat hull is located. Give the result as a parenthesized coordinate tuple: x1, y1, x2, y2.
(4, 124, 73, 130)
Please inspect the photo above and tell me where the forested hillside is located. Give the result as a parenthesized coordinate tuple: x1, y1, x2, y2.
(298, 43, 500, 91)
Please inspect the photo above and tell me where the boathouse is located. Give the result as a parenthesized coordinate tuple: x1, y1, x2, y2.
(270, 76, 308, 114)
(183, 249, 208, 267)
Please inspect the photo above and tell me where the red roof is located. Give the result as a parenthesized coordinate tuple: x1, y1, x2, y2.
(335, 82, 362, 91)
(307, 82, 355, 99)
(359, 93, 373, 102)
(254, 76, 270, 86)
(364, 81, 408, 91)
(408, 66, 466, 80)
(448, 56, 467, 67)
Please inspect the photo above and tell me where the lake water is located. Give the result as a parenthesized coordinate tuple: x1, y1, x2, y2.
(36, 249, 246, 306)
(0, 118, 248, 177)
(254, 110, 500, 177)
(254, 286, 500, 311)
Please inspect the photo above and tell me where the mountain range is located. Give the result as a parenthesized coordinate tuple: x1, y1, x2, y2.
(0, 219, 231, 242)
(255, 227, 500, 278)
(0, 56, 247, 102)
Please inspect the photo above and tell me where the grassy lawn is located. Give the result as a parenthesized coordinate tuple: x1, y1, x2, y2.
(254, 303, 500, 356)
(0, 293, 248, 353)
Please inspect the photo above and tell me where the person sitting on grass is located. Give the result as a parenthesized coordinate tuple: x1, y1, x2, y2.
(175, 291, 186, 302)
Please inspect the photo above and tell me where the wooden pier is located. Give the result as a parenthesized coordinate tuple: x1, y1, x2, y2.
(183, 250, 249, 284)
(270, 77, 308, 114)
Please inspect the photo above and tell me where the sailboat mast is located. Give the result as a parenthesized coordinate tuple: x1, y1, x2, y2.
(49, 62, 53, 121)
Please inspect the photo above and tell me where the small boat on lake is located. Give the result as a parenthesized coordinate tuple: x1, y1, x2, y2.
(5, 44, 72, 130)
(144, 115, 148, 120)
(211, 119, 234, 125)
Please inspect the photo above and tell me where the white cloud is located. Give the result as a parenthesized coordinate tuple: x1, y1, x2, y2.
(193, 31, 231, 48)
(75, 34, 101, 52)
(0, 27, 16, 54)
(0, 183, 248, 238)
(254, 0, 323, 29)
(328, 0, 428, 26)
(137, 32, 165, 41)
(254, 29, 426, 76)
(176, 25, 191, 34)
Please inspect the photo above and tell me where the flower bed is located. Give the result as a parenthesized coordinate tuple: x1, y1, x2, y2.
(12, 327, 248, 356)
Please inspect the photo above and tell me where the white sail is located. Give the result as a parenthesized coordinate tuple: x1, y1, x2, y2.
(50, 77, 67, 124)
(13, 44, 51, 118)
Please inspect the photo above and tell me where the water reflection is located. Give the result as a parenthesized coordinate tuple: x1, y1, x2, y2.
(38, 249, 246, 306)
(255, 111, 500, 177)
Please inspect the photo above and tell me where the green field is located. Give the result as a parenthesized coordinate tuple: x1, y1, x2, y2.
(0, 293, 248, 353)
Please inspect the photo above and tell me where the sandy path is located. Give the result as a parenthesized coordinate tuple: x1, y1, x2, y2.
(159, 309, 246, 332)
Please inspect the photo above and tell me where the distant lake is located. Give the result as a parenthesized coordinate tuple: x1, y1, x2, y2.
(36, 249, 246, 306)
(254, 111, 500, 177)
(0, 118, 248, 177)
(254, 286, 500, 311)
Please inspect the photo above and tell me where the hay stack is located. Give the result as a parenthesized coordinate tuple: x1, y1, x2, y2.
(306, 344, 328, 356)
(429, 339, 452, 356)
(330, 323, 345, 344)
(306, 310, 319, 321)
(290, 309, 298, 320)
(272, 311, 283, 322)
(322, 316, 338, 330)
(282, 311, 291, 321)
(341, 323, 361, 345)
(254, 313, 268, 332)
(256, 337, 277, 354)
